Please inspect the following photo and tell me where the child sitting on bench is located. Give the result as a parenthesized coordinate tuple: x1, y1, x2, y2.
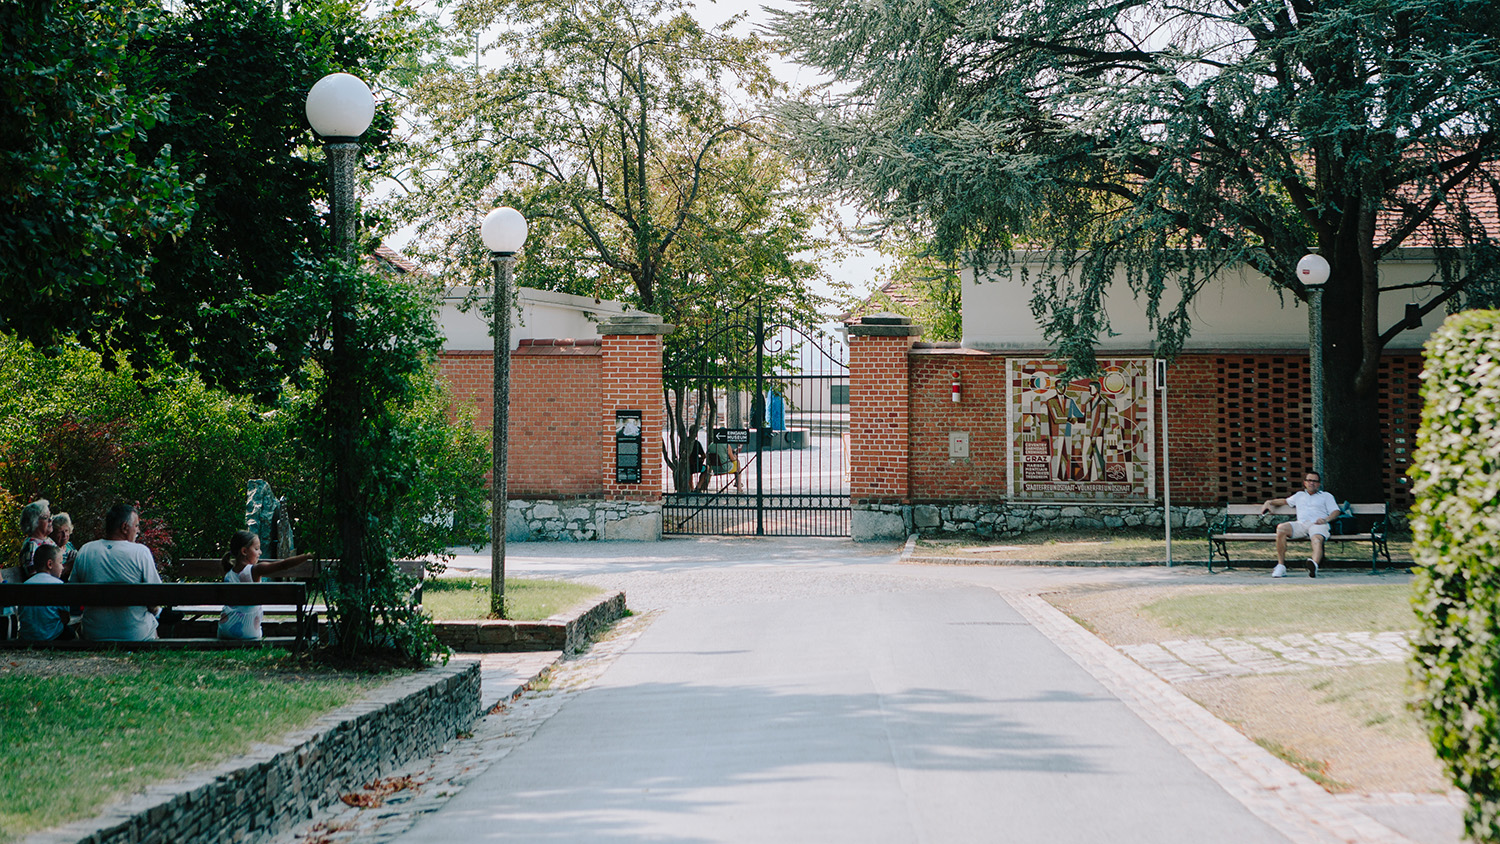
(218, 530, 313, 640)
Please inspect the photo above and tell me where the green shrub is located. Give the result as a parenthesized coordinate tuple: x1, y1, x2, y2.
(1410, 309, 1500, 843)
(0, 331, 487, 582)
(0, 337, 291, 561)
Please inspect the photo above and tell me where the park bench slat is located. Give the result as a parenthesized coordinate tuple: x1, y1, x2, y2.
(0, 582, 306, 605)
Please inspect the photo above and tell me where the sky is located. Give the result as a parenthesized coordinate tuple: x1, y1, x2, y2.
(383, 0, 891, 310)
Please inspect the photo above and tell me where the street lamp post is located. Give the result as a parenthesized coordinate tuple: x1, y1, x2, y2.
(306, 72, 376, 619)
(1297, 253, 1331, 479)
(480, 207, 528, 617)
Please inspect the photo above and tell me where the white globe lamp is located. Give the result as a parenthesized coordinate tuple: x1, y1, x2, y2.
(482, 207, 529, 255)
(305, 73, 375, 140)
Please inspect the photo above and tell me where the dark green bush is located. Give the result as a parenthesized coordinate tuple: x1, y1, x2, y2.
(0, 338, 292, 561)
(0, 330, 487, 585)
(1411, 309, 1500, 843)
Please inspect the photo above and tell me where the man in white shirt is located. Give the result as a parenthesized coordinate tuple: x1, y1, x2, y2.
(1261, 471, 1341, 578)
(70, 503, 161, 640)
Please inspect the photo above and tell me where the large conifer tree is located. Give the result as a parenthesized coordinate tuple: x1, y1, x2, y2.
(773, 0, 1500, 500)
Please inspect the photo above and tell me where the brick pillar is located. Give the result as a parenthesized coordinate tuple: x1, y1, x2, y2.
(598, 314, 673, 539)
(848, 313, 922, 540)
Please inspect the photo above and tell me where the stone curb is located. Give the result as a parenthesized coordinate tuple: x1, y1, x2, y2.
(904, 554, 1164, 567)
(430, 591, 627, 653)
(23, 663, 481, 844)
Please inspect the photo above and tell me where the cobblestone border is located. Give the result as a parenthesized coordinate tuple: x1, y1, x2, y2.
(1006, 591, 1430, 844)
(23, 663, 481, 844)
(431, 591, 626, 653)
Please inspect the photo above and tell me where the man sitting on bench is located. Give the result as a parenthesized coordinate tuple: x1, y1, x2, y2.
(1261, 471, 1341, 579)
(71, 503, 161, 640)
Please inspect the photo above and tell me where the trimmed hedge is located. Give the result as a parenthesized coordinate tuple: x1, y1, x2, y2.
(1411, 310, 1500, 843)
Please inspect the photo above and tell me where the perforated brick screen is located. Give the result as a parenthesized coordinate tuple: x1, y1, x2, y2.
(1213, 354, 1420, 508)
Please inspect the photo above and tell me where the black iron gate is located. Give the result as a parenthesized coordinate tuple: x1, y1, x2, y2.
(662, 301, 849, 536)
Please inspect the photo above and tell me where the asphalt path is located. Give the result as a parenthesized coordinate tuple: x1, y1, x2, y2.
(402, 539, 1294, 843)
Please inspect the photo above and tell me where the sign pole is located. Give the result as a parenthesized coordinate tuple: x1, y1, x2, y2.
(1158, 359, 1172, 567)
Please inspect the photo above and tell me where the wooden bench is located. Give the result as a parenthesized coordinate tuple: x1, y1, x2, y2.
(161, 558, 424, 636)
(166, 558, 424, 600)
(0, 582, 313, 650)
(1207, 503, 1391, 573)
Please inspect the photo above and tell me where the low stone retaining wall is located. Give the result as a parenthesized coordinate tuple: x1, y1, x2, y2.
(30, 663, 480, 844)
(432, 591, 627, 653)
(854, 502, 1410, 540)
(506, 499, 661, 541)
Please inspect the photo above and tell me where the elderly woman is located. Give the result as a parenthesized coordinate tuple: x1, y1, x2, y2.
(49, 511, 77, 573)
(19, 499, 55, 571)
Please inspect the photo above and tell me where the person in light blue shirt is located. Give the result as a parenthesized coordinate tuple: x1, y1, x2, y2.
(20, 545, 74, 641)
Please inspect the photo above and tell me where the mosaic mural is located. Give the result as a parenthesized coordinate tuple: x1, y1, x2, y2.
(1007, 358, 1155, 500)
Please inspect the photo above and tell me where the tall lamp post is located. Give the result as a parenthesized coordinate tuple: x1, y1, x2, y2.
(1298, 253, 1331, 479)
(306, 72, 376, 613)
(481, 207, 528, 617)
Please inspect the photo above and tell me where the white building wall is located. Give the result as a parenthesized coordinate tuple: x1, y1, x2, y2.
(440, 286, 633, 351)
(962, 252, 1445, 352)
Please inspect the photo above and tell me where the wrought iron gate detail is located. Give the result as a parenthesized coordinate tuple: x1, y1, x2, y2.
(662, 301, 849, 536)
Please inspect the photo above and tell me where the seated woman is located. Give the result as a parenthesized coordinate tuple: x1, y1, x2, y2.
(18, 499, 55, 571)
(20, 545, 75, 641)
(218, 530, 313, 640)
(49, 512, 78, 576)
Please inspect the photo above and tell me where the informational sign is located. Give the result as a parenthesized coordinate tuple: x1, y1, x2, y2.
(1006, 359, 1155, 500)
(614, 410, 642, 484)
(713, 427, 750, 445)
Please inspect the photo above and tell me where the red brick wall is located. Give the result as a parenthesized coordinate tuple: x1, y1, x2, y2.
(903, 350, 1422, 508)
(908, 352, 1007, 500)
(1161, 356, 1224, 504)
(437, 342, 605, 498)
(601, 333, 664, 502)
(849, 333, 915, 503)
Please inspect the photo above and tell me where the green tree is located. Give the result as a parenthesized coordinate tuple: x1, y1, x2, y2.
(3, 0, 426, 399)
(391, 0, 832, 485)
(122, 0, 421, 398)
(0, 0, 195, 341)
(772, 0, 1500, 501)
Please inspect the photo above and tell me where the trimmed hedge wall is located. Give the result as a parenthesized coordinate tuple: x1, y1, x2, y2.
(1411, 310, 1500, 843)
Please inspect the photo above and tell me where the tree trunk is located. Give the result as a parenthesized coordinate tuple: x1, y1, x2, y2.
(1320, 241, 1388, 504)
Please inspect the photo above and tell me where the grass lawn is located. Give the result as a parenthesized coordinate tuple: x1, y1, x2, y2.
(917, 528, 1414, 565)
(424, 577, 604, 621)
(0, 650, 387, 842)
(1141, 582, 1418, 637)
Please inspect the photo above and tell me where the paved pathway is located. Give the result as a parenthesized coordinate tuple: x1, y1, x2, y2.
(270, 539, 1462, 844)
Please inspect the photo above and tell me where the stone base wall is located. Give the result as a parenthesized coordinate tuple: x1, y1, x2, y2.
(856, 502, 1214, 540)
(40, 663, 480, 844)
(853, 502, 1409, 540)
(505, 499, 661, 541)
(433, 592, 627, 653)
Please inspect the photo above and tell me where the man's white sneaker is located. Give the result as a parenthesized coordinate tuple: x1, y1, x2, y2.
(1271, 563, 1287, 578)
(1308, 558, 1319, 578)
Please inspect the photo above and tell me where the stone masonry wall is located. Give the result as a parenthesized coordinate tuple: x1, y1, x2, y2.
(35, 663, 480, 844)
(504, 499, 662, 541)
(857, 501, 1409, 538)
